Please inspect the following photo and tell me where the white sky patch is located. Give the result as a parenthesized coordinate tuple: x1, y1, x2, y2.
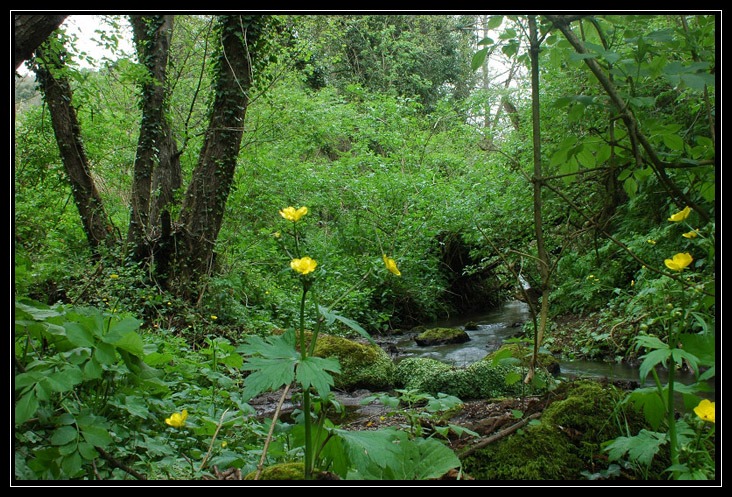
(63, 14, 135, 69)
(15, 14, 135, 75)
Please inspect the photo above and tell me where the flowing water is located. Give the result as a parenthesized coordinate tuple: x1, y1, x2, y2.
(387, 300, 709, 391)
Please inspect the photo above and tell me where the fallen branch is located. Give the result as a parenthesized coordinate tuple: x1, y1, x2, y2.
(458, 412, 542, 459)
(95, 446, 147, 480)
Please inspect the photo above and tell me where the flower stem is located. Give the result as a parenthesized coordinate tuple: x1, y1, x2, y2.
(298, 282, 313, 480)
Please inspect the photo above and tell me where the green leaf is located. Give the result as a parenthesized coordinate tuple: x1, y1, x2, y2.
(334, 428, 400, 471)
(635, 335, 668, 350)
(15, 391, 39, 425)
(628, 388, 666, 429)
(296, 356, 340, 398)
(77, 442, 98, 460)
(639, 349, 671, 383)
(144, 352, 174, 366)
(104, 317, 142, 343)
(623, 176, 638, 197)
(487, 15, 503, 29)
(14, 371, 44, 389)
(94, 342, 118, 365)
(240, 332, 299, 400)
(51, 426, 78, 446)
(337, 429, 460, 480)
(605, 429, 666, 466)
(15, 301, 63, 321)
(576, 146, 596, 168)
(114, 331, 145, 357)
(79, 424, 113, 447)
(83, 358, 103, 380)
(44, 367, 84, 393)
(61, 452, 82, 476)
(471, 47, 489, 71)
(662, 133, 684, 151)
(119, 395, 151, 419)
(319, 306, 375, 345)
(64, 322, 95, 347)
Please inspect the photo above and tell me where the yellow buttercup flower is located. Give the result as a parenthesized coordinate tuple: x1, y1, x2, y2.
(290, 257, 317, 275)
(210, 315, 218, 320)
(664, 252, 693, 271)
(165, 409, 188, 428)
(280, 206, 308, 222)
(382, 255, 401, 276)
(668, 206, 691, 222)
(682, 230, 698, 239)
(693, 399, 715, 423)
(110, 274, 119, 279)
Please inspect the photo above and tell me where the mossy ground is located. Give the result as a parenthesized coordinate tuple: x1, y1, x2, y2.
(461, 380, 657, 480)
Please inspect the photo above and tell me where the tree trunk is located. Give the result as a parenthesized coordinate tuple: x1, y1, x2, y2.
(172, 15, 266, 300)
(127, 15, 180, 269)
(526, 15, 551, 383)
(34, 35, 114, 250)
(14, 14, 68, 70)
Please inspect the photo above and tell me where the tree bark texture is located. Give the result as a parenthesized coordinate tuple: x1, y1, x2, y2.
(173, 15, 266, 299)
(13, 14, 68, 70)
(34, 36, 114, 250)
(127, 15, 180, 266)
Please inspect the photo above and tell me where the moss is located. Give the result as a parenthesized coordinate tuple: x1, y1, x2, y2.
(243, 462, 305, 480)
(395, 357, 552, 400)
(484, 343, 561, 375)
(462, 380, 653, 480)
(415, 327, 470, 346)
(463, 424, 585, 480)
(312, 333, 396, 391)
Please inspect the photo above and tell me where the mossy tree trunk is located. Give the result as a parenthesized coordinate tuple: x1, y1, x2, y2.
(33, 34, 115, 252)
(127, 15, 181, 280)
(170, 15, 268, 301)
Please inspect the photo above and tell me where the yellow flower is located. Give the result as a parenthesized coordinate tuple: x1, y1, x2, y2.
(693, 399, 715, 423)
(382, 255, 401, 276)
(280, 206, 308, 222)
(165, 409, 188, 428)
(110, 274, 119, 279)
(210, 315, 217, 320)
(290, 257, 317, 275)
(631, 280, 635, 287)
(668, 206, 691, 222)
(221, 441, 228, 448)
(682, 230, 698, 239)
(664, 252, 693, 271)
(647, 239, 656, 245)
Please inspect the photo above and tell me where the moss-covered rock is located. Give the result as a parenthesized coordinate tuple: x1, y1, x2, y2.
(484, 343, 561, 375)
(395, 357, 552, 400)
(415, 327, 470, 346)
(244, 462, 305, 480)
(312, 333, 396, 391)
(462, 380, 654, 480)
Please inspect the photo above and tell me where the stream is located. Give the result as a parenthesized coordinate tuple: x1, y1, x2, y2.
(383, 300, 708, 390)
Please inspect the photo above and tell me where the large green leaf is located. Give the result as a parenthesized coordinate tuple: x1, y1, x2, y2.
(240, 331, 300, 400)
(336, 429, 460, 480)
(114, 331, 145, 357)
(605, 429, 666, 467)
(296, 356, 340, 398)
(14, 391, 39, 425)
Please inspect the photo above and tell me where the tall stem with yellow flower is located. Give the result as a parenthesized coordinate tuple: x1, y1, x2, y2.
(280, 206, 320, 478)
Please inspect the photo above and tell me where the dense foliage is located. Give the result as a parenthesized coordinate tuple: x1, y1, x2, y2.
(14, 13, 716, 482)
